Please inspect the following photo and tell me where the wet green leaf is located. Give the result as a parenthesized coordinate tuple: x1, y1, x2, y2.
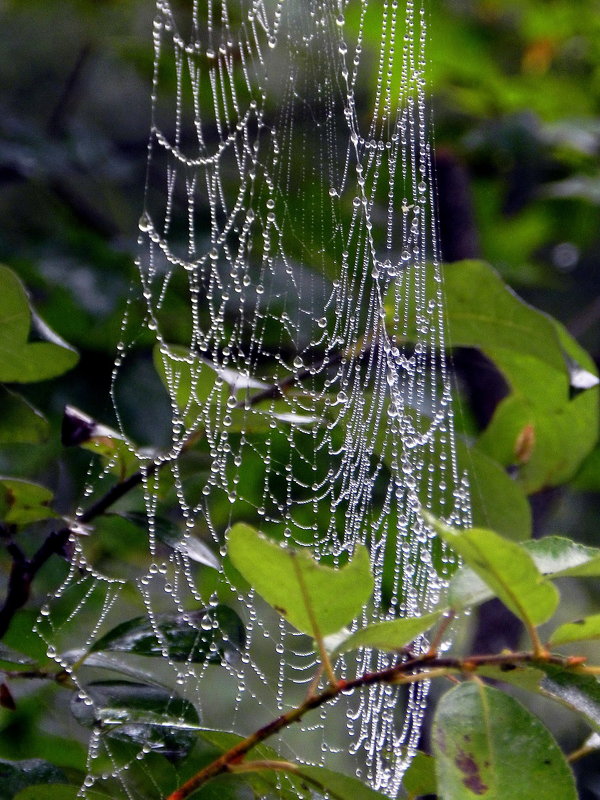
(0, 478, 58, 525)
(333, 612, 442, 655)
(524, 536, 600, 579)
(538, 663, 600, 733)
(227, 523, 374, 637)
(90, 605, 244, 664)
(433, 682, 577, 799)
(70, 681, 201, 760)
(427, 515, 559, 625)
(119, 511, 219, 569)
(0, 759, 66, 799)
(0, 265, 78, 383)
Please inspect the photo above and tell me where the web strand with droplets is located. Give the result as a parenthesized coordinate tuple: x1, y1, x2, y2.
(36, 2, 470, 797)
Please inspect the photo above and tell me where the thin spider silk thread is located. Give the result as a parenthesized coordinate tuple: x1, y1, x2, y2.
(35, 2, 469, 797)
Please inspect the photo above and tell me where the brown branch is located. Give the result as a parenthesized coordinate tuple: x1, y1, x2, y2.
(166, 649, 580, 800)
(0, 462, 157, 640)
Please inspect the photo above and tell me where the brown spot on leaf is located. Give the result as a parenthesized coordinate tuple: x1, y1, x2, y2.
(514, 424, 535, 464)
(456, 749, 488, 795)
(274, 605, 288, 616)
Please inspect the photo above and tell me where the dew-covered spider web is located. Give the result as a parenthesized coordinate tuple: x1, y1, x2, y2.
(36, 1, 471, 798)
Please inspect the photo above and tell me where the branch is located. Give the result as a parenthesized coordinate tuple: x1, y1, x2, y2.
(0, 462, 157, 640)
(166, 649, 581, 800)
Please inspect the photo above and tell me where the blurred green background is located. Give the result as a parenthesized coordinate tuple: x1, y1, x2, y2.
(0, 0, 599, 796)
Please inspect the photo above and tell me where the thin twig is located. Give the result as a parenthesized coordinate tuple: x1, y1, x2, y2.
(166, 648, 581, 800)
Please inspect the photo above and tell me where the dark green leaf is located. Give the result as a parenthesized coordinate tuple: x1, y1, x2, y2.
(433, 682, 577, 799)
(120, 511, 219, 569)
(427, 515, 559, 625)
(0, 387, 48, 444)
(14, 786, 112, 800)
(333, 612, 442, 655)
(538, 663, 600, 733)
(70, 681, 200, 760)
(0, 265, 78, 383)
(0, 478, 58, 525)
(402, 750, 437, 799)
(90, 605, 244, 665)
(227, 523, 374, 637)
(0, 759, 66, 799)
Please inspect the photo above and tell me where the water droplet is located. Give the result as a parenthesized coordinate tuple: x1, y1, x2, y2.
(138, 212, 151, 232)
(317, 317, 327, 328)
(268, 36, 277, 49)
(336, 14, 345, 26)
(293, 356, 304, 370)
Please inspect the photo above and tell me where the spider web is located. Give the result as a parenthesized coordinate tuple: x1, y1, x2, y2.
(35, 1, 471, 797)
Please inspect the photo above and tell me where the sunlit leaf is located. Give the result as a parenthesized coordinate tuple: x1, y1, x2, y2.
(549, 614, 600, 646)
(90, 605, 244, 664)
(227, 523, 374, 637)
(70, 681, 201, 759)
(433, 682, 577, 800)
(333, 612, 442, 655)
(427, 514, 559, 625)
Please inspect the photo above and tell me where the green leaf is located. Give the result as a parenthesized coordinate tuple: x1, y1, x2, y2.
(294, 765, 390, 800)
(0, 265, 78, 383)
(388, 260, 599, 494)
(448, 536, 600, 612)
(538, 663, 600, 734)
(433, 682, 577, 800)
(70, 681, 201, 759)
(0, 478, 58, 525)
(0, 759, 66, 799)
(333, 612, 442, 655)
(90, 605, 244, 664)
(402, 750, 437, 799)
(0, 387, 48, 443)
(524, 536, 600, 579)
(427, 515, 559, 625)
(457, 442, 531, 541)
(227, 523, 374, 637)
(549, 614, 600, 646)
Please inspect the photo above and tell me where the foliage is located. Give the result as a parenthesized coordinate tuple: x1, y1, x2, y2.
(0, 250, 597, 799)
(0, 0, 599, 797)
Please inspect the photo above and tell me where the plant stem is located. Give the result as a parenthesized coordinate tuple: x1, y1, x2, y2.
(165, 648, 580, 800)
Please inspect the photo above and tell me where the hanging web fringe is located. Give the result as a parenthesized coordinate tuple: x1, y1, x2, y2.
(36, 1, 471, 797)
